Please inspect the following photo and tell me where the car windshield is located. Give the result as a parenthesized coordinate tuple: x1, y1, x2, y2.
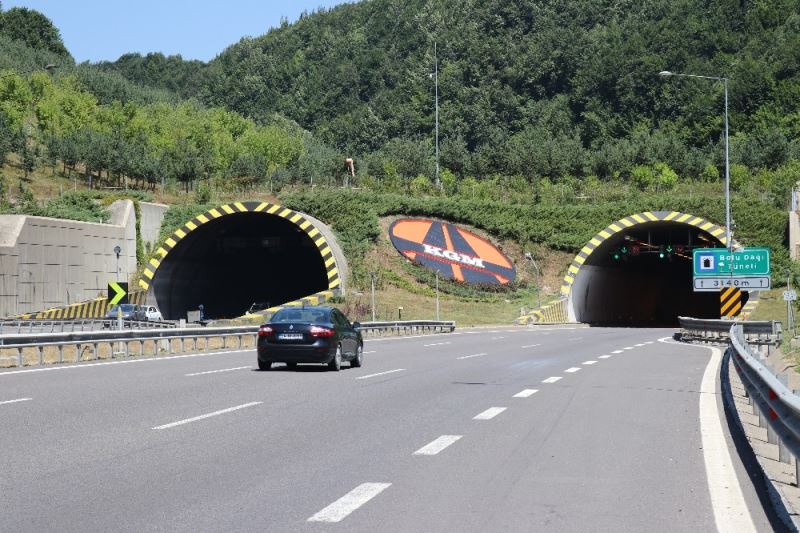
(271, 309, 328, 323)
(108, 304, 135, 313)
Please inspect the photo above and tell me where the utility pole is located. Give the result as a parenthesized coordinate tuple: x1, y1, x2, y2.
(434, 42, 440, 189)
(435, 269, 440, 321)
(370, 272, 376, 322)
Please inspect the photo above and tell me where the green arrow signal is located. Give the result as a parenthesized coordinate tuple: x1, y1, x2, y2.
(108, 282, 128, 305)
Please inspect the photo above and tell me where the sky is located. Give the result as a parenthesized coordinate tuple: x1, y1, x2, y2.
(4, 0, 352, 63)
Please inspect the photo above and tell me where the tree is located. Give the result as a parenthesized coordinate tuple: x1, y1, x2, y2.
(0, 7, 71, 58)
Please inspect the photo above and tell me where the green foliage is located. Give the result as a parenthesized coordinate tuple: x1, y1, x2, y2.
(0, 7, 70, 58)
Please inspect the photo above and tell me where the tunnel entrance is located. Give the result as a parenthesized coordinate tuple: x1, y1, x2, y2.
(566, 213, 747, 327)
(149, 210, 330, 320)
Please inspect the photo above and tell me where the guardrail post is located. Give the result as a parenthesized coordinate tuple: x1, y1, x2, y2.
(17, 347, 22, 367)
(93, 343, 98, 360)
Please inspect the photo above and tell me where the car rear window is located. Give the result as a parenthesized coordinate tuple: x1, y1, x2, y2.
(271, 309, 328, 323)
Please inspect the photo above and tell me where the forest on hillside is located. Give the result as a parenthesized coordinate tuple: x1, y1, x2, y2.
(1, 1, 799, 207)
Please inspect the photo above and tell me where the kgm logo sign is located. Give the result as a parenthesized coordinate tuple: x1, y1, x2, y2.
(388, 218, 516, 285)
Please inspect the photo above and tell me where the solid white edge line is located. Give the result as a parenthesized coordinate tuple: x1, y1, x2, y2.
(355, 368, 405, 380)
(0, 348, 248, 376)
(542, 376, 562, 383)
(152, 402, 262, 430)
(660, 337, 756, 532)
(456, 353, 487, 360)
(0, 397, 32, 405)
(513, 389, 538, 398)
(565, 367, 581, 373)
(308, 482, 391, 523)
(413, 435, 463, 456)
(185, 366, 251, 377)
(473, 407, 507, 420)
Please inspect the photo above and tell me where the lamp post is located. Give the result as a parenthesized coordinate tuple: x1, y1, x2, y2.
(525, 252, 542, 309)
(658, 70, 731, 252)
(435, 269, 440, 321)
(433, 42, 440, 189)
(370, 271, 376, 322)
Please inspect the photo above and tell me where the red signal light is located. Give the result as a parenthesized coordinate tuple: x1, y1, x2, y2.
(630, 245, 641, 256)
(674, 245, 686, 255)
(310, 326, 335, 337)
(258, 326, 273, 337)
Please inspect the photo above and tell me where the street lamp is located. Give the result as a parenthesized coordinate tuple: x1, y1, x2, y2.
(435, 269, 440, 321)
(431, 42, 440, 189)
(524, 252, 542, 309)
(658, 70, 731, 251)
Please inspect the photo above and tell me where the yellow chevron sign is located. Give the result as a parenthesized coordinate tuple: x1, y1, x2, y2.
(108, 282, 129, 306)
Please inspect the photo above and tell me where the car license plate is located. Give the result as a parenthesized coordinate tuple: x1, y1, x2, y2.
(278, 333, 303, 340)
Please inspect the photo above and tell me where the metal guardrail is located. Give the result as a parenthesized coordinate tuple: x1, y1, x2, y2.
(356, 320, 456, 337)
(729, 323, 800, 485)
(678, 316, 782, 346)
(0, 319, 176, 335)
(0, 320, 457, 368)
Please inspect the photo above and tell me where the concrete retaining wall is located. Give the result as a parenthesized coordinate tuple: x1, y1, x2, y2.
(0, 200, 137, 318)
(139, 201, 168, 248)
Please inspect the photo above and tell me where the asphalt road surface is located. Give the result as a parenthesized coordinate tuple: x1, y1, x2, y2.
(0, 326, 781, 532)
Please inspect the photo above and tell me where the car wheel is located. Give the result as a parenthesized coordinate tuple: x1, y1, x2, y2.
(351, 344, 363, 368)
(328, 344, 342, 372)
(258, 359, 272, 371)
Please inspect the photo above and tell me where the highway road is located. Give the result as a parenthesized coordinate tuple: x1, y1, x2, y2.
(0, 326, 782, 532)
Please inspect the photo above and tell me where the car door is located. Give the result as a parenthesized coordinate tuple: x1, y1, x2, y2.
(333, 310, 356, 356)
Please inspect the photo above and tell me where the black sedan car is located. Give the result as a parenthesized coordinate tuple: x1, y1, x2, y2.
(257, 306, 363, 371)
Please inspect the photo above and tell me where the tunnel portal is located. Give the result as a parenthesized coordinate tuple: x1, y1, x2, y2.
(565, 212, 746, 327)
(143, 203, 337, 320)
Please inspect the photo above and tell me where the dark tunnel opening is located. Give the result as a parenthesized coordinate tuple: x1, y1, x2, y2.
(151, 212, 329, 320)
(570, 221, 748, 327)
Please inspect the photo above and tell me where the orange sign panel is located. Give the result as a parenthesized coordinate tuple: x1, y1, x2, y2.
(389, 219, 516, 285)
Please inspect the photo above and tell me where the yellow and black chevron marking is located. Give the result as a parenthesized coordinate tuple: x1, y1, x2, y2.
(516, 298, 568, 325)
(561, 211, 729, 297)
(720, 287, 743, 318)
(13, 290, 146, 320)
(740, 299, 759, 320)
(138, 201, 340, 292)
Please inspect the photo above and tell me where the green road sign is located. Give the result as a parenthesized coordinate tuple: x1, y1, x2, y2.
(693, 247, 770, 277)
(107, 282, 129, 305)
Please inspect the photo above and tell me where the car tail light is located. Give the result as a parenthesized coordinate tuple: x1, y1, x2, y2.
(258, 326, 273, 337)
(310, 326, 334, 337)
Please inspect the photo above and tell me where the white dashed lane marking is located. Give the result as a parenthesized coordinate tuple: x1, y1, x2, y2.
(152, 402, 262, 430)
(542, 376, 562, 384)
(413, 435, 463, 456)
(424, 342, 451, 347)
(612, 350, 624, 354)
(583, 360, 597, 365)
(474, 407, 507, 420)
(521, 344, 541, 348)
(308, 483, 391, 523)
(623, 347, 634, 350)
(598, 355, 612, 359)
(185, 366, 250, 377)
(0, 397, 32, 405)
(457, 353, 487, 360)
(513, 389, 538, 398)
(355, 369, 405, 380)
(363, 351, 376, 354)
(635, 343, 646, 347)
(565, 367, 581, 373)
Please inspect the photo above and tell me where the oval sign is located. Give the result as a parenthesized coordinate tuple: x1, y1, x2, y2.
(389, 218, 516, 285)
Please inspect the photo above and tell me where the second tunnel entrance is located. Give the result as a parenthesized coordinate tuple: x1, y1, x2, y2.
(566, 213, 747, 327)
